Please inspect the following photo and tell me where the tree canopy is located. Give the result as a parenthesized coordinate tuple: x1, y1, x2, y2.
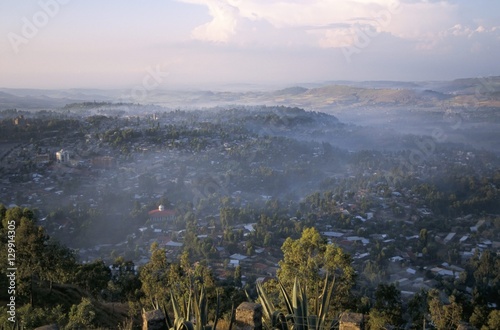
(277, 227, 355, 312)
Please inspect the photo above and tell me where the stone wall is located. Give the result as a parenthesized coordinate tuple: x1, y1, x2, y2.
(234, 302, 262, 330)
(142, 309, 168, 330)
(339, 312, 364, 330)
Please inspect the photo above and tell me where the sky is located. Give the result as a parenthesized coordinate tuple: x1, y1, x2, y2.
(0, 0, 499, 89)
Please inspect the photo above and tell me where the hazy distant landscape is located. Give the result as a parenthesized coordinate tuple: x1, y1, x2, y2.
(2, 76, 500, 153)
(1, 76, 499, 328)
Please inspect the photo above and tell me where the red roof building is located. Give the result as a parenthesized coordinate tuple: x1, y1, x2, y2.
(148, 205, 176, 222)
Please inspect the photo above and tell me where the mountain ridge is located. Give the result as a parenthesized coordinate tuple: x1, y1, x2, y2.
(1, 76, 499, 111)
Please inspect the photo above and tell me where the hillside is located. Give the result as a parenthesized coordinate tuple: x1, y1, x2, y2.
(2, 76, 500, 112)
(0, 281, 130, 328)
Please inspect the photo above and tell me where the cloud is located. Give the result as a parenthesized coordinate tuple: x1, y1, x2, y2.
(176, 0, 408, 46)
(440, 24, 500, 54)
(177, 0, 500, 57)
(444, 24, 499, 38)
(187, 0, 239, 42)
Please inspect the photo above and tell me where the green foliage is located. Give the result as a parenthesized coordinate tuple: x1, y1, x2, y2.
(73, 259, 111, 297)
(169, 285, 221, 330)
(140, 243, 217, 314)
(256, 276, 336, 330)
(428, 290, 463, 330)
(234, 265, 242, 288)
(371, 283, 403, 328)
(367, 308, 391, 330)
(107, 257, 142, 302)
(0, 206, 77, 306)
(15, 304, 66, 329)
(0, 304, 66, 329)
(469, 305, 490, 329)
(461, 249, 500, 310)
(407, 290, 429, 329)
(484, 309, 500, 330)
(140, 242, 173, 309)
(277, 227, 355, 312)
(66, 297, 97, 329)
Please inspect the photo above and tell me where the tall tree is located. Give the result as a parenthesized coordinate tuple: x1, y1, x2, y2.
(428, 290, 463, 330)
(139, 242, 172, 309)
(73, 259, 111, 297)
(1, 207, 47, 305)
(66, 298, 97, 329)
(277, 227, 355, 312)
(407, 289, 429, 329)
(372, 283, 403, 328)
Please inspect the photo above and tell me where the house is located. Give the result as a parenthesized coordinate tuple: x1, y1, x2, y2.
(443, 232, 456, 244)
(92, 156, 115, 168)
(148, 205, 176, 222)
(56, 149, 70, 163)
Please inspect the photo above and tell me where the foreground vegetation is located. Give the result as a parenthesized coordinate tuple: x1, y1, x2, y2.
(0, 206, 499, 329)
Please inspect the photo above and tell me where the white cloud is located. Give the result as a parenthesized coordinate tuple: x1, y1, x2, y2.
(176, 0, 439, 47)
(177, 0, 500, 57)
(444, 24, 499, 38)
(182, 0, 239, 42)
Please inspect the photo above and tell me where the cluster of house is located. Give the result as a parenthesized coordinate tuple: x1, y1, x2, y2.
(0, 118, 497, 302)
(101, 192, 498, 302)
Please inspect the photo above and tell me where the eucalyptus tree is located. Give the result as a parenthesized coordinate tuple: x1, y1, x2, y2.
(277, 227, 355, 313)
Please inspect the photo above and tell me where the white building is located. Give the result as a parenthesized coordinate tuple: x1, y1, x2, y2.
(56, 149, 70, 163)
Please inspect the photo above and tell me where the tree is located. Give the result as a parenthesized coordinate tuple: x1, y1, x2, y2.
(0, 203, 7, 224)
(13, 304, 66, 329)
(469, 305, 489, 329)
(485, 309, 500, 330)
(66, 298, 96, 329)
(139, 242, 172, 309)
(407, 289, 429, 329)
(428, 290, 463, 330)
(368, 308, 391, 330)
(42, 240, 77, 291)
(73, 259, 111, 297)
(1, 207, 47, 305)
(371, 283, 403, 328)
(234, 265, 242, 288)
(108, 257, 141, 302)
(264, 232, 272, 246)
(277, 227, 355, 312)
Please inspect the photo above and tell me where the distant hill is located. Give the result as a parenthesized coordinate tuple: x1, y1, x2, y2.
(1, 76, 499, 111)
(0, 90, 85, 109)
(432, 76, 500, 95)
(273, 86, 308, 96)
(323, 80, 422, 90)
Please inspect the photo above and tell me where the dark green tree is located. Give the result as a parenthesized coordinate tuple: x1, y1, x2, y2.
(371, 283, 403, 328)
(73, 259, 111, 297)
(234, 265, 242, 288)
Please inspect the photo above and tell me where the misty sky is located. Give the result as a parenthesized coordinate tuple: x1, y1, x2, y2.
(1, 0, 499, 89)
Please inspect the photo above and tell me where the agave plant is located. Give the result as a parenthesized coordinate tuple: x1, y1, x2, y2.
(256, 276, 336, 330)
(256, 282, 288, 330)
(168, 285, 222, 330)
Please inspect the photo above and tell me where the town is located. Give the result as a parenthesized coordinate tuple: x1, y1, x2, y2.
(0, 103, 499, 328)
